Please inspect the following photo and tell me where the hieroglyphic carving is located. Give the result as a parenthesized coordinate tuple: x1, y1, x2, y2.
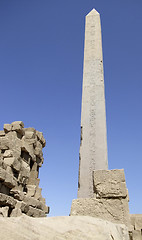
(78, 9, 108, 198)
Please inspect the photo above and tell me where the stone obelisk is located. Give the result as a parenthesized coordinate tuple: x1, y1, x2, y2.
(78, 9, 108, 198)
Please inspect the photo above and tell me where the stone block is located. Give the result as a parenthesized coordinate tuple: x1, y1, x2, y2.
(35, 178, 40, 187)
(0, 131, 5, 136)
(1, 184, 10, 195)
(21, 201, 29, 213)
(27, 206, 46, 217)
(130, 214, 142, 231)
(132, 230, 142, 240)
(34, 147, 42, 157)
(0, 137, 9, 150)
(5, 172, 17, 188)
(12, 158, 21, 172)
(36, 131, 46, 147)
(43, 204, 50, 214)
(3, 150, 13, 158)
(3, 124, 12, 133)
(25, 131, 35, 139)
(0, 206, 9, 217)
(18, 161, 30, 184)
(4, 157, 15, 166)
(0, 193, 17, 207)
(40, 197, 46, 204)
(27, 185, 36, 197)
(10, 207, 22, 217)
(93, 169, 127, 198)
(5, 131, 21, 159)
(21, 140, 36, 161)
(34, 187, 42, 200)
(0, 160, 7, 170)
(12, 121, 24, 132)
(6, 166, 13, 174)
(11, 190, 25, 201)
(70, 198, 130, 227)
(23, 195, 38, 208)
(0, 167, 6, 181)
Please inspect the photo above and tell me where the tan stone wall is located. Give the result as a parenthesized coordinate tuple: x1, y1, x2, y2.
(0, 121, 49, 217)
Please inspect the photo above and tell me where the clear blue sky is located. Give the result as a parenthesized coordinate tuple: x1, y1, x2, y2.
(0, 0, 142, 216)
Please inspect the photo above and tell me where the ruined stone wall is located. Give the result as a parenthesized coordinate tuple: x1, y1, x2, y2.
(0, 121, 49, 217)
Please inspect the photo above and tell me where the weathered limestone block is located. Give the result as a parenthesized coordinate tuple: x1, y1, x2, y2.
(93, 169, 128, 198)
(34, 187, 42, 200)
(18, 161, 30, 184)
(71, 197, 130, 227)
(26, 185, 36, 197)
(10, 189, 25, 201)
(5, 172, 17, 188)
(11, 121, 24, 133)
(25, 131, 35, 139)
(35, 178, 40, 187)
(21, 201, 29, 213)
(12, 158, 21, 172)
(0, 159, 7, 169)
(22, 137, 37, 148)
(130, 214, 142, 231)
(23, 195, 38, 208)
(3, 150, 13, 158)
(0, 193, 17, 208)
(40, 197, 46, 205)
(4, 157, 15, 166)
(0, 130, 5, 136)
(0, 167, 6, 181)
(0, 184, 10, 195)
(132, 230, 142, 240)
(10, 208, 22, 217)
(21, 139, 36, 161)
(0, 136, 9, 150)
(3, 123, 12, 133)
(0, 206, 9, 217)
(36, 131, 46, 147)
(5, 131, 21, 159)
(43, 204, 50, 214)
(6, 166, 13, 174)
(27, 162, 38, 185)
(34, 141, 43, 158)
(27, 206, 46, 217)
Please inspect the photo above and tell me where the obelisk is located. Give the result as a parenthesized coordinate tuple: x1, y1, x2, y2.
(78, 9, 108, 198)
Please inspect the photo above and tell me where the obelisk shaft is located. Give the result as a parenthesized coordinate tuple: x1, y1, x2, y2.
(78, 9, 108, 198)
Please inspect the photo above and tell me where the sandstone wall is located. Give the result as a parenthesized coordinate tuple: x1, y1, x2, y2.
(0, 121, 49, 217)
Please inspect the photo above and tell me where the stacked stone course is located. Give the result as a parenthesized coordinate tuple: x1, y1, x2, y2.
(0, 121, 49, 217)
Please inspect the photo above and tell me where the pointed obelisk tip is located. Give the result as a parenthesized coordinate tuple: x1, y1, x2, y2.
(86, 8, 100, 16)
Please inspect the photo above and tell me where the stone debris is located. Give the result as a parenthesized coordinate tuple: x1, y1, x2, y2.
(0, 121, 49, 217)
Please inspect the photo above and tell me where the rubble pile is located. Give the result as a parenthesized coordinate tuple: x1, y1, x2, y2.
(0, 121, 49, 217)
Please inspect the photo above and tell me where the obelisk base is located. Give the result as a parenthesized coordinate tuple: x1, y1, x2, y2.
(71, 169, 130, 227)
